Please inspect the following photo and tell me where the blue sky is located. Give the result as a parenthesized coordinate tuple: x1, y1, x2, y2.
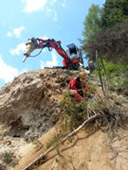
(0, 0, 105, 87)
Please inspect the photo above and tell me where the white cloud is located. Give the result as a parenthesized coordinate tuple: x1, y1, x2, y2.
(52, 0, 57, 3)
(40, 60, 45, 69)
(50, 0, 57, 5)
(10, 37, 48, 57)
(10, 43, 26, 56)
(46, 8, 58, 22)
(0, 56, 19, 83)
(7, 26, 25, 38)
(13, 26, 25, 38)
(22, 0, 48, 13)
(46, 52, 58, 66)
(22, 0, 58, 22)
(40, 51, 58, 68)
(7, 32, 12, 37)
(62, 2, 66, 8)
(40, 35, 48, 40)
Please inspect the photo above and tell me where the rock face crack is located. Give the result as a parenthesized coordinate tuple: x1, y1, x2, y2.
(0, 69, 71, 142)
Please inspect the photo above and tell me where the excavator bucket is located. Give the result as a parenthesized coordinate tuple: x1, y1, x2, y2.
(24, 40, 35, 57)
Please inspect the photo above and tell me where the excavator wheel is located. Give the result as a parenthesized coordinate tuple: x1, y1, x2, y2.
(71, 63, 80, 70)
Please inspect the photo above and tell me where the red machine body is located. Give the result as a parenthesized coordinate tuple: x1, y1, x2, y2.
(23, 38, 83, 70)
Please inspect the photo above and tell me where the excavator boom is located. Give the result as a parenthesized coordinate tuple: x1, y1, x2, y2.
(23, 37, 83, 70)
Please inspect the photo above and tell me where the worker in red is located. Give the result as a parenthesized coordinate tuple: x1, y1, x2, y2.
(68, 72, 88, 102)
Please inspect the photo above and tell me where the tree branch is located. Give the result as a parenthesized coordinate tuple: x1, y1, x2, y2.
(23, 114, 98, 170)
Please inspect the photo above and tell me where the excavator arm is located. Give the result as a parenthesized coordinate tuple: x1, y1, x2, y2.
(23, 37, 82, 70)
(37, 38, 72, 66)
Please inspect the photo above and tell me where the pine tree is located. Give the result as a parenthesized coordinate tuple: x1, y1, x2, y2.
(101, 0, 128, 29)
(82, 4, 102, 46)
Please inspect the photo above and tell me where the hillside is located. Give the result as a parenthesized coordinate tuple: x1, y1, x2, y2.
(0, 68, 128, 170)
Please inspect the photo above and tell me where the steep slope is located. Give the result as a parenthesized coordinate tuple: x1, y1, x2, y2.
(14, 92, 128, 170)
(0, 69, 72, 139)
(0, 68, 128, 170)
(0, 69, 72, 169)
(15, 128, 112, 170)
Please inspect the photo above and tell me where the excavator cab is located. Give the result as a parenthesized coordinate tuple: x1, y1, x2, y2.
(66, 43, 83, 64)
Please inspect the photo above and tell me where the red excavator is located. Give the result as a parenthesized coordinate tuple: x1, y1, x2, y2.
(23, 37, 84, 70)
(23, 38, 109, 96)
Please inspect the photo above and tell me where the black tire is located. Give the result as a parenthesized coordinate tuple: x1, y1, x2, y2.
(69, 63, 80, 70)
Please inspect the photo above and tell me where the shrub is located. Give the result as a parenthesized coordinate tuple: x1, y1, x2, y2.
(2, 151, 14, 164)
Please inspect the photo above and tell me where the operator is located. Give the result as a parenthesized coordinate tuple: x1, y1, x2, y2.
(85, 60, 95, 74)
(68, 72, 88, 102)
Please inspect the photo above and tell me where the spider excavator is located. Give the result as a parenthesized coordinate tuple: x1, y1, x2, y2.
(23, 38, 109, 97)
(23, 37, 85, 70)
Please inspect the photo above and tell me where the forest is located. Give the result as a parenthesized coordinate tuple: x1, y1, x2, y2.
(82, 0, 128, 95)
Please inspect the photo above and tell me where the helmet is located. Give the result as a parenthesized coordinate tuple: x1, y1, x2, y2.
(79, 72, 86, 79)
(88, 60, 93, 65)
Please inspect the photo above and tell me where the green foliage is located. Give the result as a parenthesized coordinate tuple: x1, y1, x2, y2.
(1, 150, 19, 167)
(2, 151, 14, 164)
(84, 83, 96, 97)
(60, 92, 70, 109)
(89, 59, 128, 96)
(120, 79, 128, 95)
(10, 159, 19, 168)
(61, 93, 88, 131)
(82, 0, 128, 63)
(46, 134, 61, 149)
(100, 61, 128, 96)
(82, 4, 103, 46)
(101, 0, 128, 29)
(83, 23, 128, 63)
(103, 61, 125, 77)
